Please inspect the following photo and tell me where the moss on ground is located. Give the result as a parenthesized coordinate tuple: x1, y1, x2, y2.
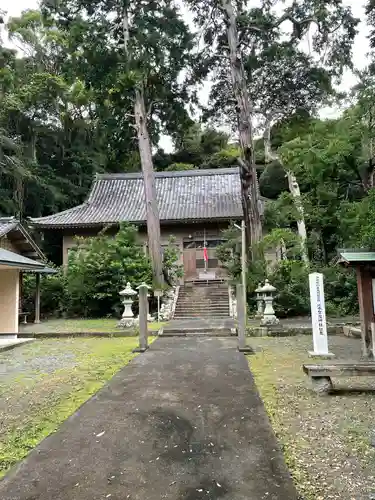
(249, 336, 375, 500)
(0, 337, 148, 477)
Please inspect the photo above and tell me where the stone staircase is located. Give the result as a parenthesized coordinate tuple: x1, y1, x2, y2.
(173, 280, 230, 319)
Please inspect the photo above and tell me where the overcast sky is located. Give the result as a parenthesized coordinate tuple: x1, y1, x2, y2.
(1, 0, 371, 151)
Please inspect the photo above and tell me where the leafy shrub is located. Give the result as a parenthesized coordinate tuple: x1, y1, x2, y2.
(65, 224, 152, 317)
(218, 223, 358, 318)
(319, 265, 358, 316)
(263, 261, 358, 318)
(22, 225, 182, 320)
(266, 260, 310, 317)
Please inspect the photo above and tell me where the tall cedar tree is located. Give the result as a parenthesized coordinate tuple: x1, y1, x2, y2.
(186, 0, 358, 260)
(42, 0, 193, 285)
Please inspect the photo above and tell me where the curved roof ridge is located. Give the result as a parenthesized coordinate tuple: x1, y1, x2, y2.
(31, 203, 89, 223)
(32, 168, 244, 228)
(96, 167, 240, 181)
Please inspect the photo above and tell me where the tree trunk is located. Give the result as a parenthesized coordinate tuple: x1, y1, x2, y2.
(14, 175, 24, 220)
(287, 172, 309, 263)
(220, 0, 262, 258)
(134, 84, 163, 286)
(264, 122, 309, 264)
(122, 7, 163, 286)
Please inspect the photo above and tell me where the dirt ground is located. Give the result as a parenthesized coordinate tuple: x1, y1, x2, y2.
(0, 337, 139, 476)
(249, 335, 375, 500)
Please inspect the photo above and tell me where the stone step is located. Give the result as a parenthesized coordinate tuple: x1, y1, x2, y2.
(175, 302, 229, 307)
(176, 302, 229, 309)
(161, 327, 234, 336)
(175, 308, 229, 312)
(178, 290, 229, 297)
(175, 282, 230, 320)
(178, 296, 229, 301)
(179, 289, 228, 292)
(175, 307, 229, 315)
(174, 314, 230, 319)
(177, 295, 229, 300)
(176, 298, 229, 303)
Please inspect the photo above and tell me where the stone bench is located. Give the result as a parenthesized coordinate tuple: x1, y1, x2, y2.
(303, 362, 375, 394)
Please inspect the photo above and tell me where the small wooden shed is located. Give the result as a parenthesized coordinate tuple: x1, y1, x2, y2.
(338, 249, 375, 358)
(0, 249, 45, 336)
(0, 217, 56, 333)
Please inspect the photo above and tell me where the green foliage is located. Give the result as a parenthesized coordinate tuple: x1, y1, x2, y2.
(201, 145, 241, 169)
(65, 224, 152, 317)
(266, 261, 311, 318)
(215, 224, 242, 280)
(261, 228, 301, 260)
(217, 222, 358, 317)
(162, 236, 184, 284)
(255, 261, 357, 318)
(165, 162, 195, 171)
(22, 269, 66, 319)
(259, 161, 288, 199)
(340, 189, 375, 248)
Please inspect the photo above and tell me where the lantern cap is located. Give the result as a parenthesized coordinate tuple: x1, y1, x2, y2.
(255, 283, 263, 293)
(260, 279, 276, 293)
(120, 282, 136, 296)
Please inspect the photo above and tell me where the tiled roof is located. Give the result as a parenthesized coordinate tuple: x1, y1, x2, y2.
(0, 217, 18, 237)
(32, 168, 244, 228)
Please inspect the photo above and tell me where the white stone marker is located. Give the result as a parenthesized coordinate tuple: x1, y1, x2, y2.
(309, 272, 334, 357)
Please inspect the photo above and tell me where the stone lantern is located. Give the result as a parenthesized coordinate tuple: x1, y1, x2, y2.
(260, 279, 279, 326)
(254, 283, 265, 319)
(118, 282, 137, 328)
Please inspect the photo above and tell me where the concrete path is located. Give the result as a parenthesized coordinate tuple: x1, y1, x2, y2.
(0, 337, 297, 500)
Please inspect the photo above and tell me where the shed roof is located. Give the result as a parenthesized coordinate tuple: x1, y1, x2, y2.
(31, 168, 244, 229)
(0, 217, 45, 260)
(338, 249, 375, 264)
(0, 248, 45, 270)
(0, 217, 18, 237)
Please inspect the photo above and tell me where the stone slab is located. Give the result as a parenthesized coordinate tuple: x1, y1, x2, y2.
(0, 338, 34, 352)
(0, 337, 297, 500)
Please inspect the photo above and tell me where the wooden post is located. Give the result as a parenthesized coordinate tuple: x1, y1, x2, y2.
(237, 284, 253, 353)
(356, 266, 373, 358)
(241, 220, 247, 325)
(34, 272, 41, 324)
(19, 272, 23, 313)
(135, 284, 149, 353)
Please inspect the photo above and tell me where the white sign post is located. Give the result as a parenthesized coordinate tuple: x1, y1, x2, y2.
(309, 273, 334, 358)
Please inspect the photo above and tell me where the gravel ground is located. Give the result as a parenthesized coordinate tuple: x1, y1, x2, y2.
(0, 337, 139, 476)
(249, 335, 375, 500)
